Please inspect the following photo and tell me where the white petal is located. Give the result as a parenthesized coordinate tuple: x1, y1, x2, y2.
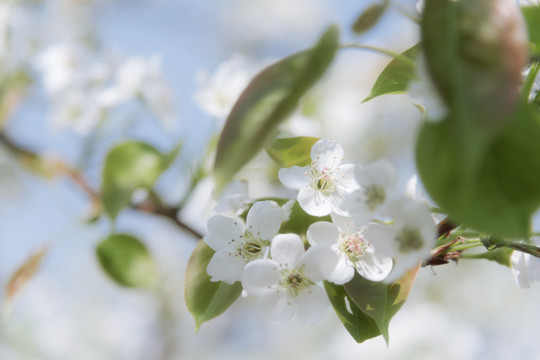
(306, 221, 339, 247)
(364, 159, 398, 189)
(356, 254, 393, 282)
(330, 213, 358, 234)
(511, 251, 531, 288)
(204, 215, 244, 251)
(258, 289, 294, 325)
(301, 246, 339, 282)
(298, 187, 332, 216)
(206, 249, 246, 284)
(363, 223, 400, 258)
(311, 139, 344, 171)
(336, 163, 360, 192)
(339, 190, 373, 223)
(383, 258, 419, 284)
(278, 166, 310, 190)
(242, 259, 280, 296)
(328, 256, 355, 285)
(295, 285, 329, 325)
(270, 234, 305, 267)
(246, 201, 284, 240)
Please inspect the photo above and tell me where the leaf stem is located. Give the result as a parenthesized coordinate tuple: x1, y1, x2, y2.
(0, 131, 204, 240)
(482, 237, 540, 259)
(340, 43, 417, 67)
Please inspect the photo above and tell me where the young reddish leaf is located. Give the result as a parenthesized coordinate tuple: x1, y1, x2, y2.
(6, 247, 47, 300)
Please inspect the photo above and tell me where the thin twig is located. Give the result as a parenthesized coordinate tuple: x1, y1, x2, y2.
(0, 131, 203, 240)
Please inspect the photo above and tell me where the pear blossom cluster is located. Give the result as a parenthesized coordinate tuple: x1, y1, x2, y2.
(204, 138, 437, 325)
(36, 43, 176, 135)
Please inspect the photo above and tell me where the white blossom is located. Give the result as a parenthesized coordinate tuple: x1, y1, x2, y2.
(278, 139, 359, 217)
(363, 196, 437, 283)
(204, 201, 284, 284)
(342, 159, 398, 225)
(307, 214, 392, 284)
(213, 179, 251, 215)
(242, 233, 338, 325)
(193, 55, 255, 120)
(98, 54, 176, 128)
(510, 238, 540, 288)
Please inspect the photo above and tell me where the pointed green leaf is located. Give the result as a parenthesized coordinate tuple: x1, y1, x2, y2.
(363, 44, 421, 102)
(213, 25, 339, 191)
(522, 6, 540, 55)
(101, 141, 180, 219)
(96, 234, 156, 288)
(352, 0, 390, 35)
(185, 241, 243, 331)
(266, 136, 319, 168)
(324, 281, 382, 343)
(344, 265, 420, 344)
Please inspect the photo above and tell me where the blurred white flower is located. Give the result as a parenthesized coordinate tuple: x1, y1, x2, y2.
(363, 196, 437, 283)
(224, 0, 327, 46)
(510, 238, 540, 288)
(49, 90, 103, 135)
(193, 55, 255, 120)
(408, 54, 448, 122)
(213, 179, 251, 215)
(0, 1, 33, 72)
(416, 0, 425, 13)
(99, 54, 177, 128)
(37, 43, 87, 96)
(242, 233, 338, 325)
(278, 139, 359, 217)
(342, 159, 399, 225)
(307, 214, 392, 284)
(204, 201, 283, 284)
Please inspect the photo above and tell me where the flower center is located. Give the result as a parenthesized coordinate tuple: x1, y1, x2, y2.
(395, 227, 423, 254)
(237, 231, 269, 261)
(339, 233, 370, 263)
(279, 266, 313, 297)
(364, 185, 385, 210)
(310, 165, 337, 194)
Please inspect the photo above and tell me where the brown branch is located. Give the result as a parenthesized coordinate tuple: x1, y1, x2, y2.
(0, 131, 204, 240)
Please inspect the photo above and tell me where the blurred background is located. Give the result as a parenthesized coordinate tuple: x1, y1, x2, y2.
(1, 0, 540, 359)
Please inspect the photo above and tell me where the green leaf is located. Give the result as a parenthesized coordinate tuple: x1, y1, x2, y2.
(422, 0, 528, 171)
(363, 44, 421, 102)
(101, 141, 180, 220)
(213, 25, 339, 191)
(464, 248, 513, 267)
(352, 0, 390, 35)
(522, 6, 540, 55)
(96, 234, 156, 288)
(344, 265, 420, 344)
(324, 281, 382, 343)
(266, 136, 319, 168)
(185, 241, 243, 331)
(416, 104, 540, 238)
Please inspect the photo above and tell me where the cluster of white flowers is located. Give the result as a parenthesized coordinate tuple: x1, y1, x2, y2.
(36, 43, 176, 135)
(203, 139, 437, 325)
